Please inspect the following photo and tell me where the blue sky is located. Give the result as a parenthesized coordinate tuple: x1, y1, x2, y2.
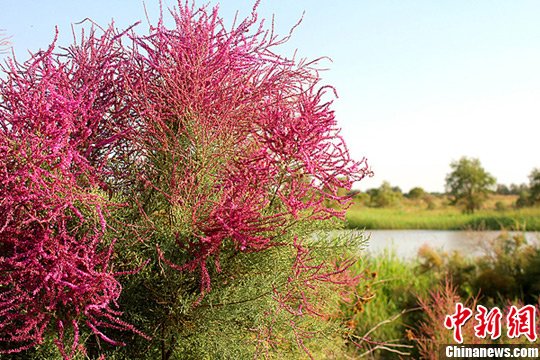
(2, 1, 539, 192)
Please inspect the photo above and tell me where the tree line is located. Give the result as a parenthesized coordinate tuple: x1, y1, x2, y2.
(354, 157, 540, 213)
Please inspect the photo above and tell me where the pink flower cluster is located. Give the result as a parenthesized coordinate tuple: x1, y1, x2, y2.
(0, 28, 146, 357)
(129, 3, 370, 294)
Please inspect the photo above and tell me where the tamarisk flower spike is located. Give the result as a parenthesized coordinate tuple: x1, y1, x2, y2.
(127, 1, 371, 295)
(0, 23, 148, 359)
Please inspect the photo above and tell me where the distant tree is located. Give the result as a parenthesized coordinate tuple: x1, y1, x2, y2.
(407, 186, 426, 199)
(369, 181, 402, 207)
(514, 169, 540, 208)
(445, 157, 496, 213)
(509, 183, 528, 195)
(495, 184, 511, 195)
(528, 168, 540, 205)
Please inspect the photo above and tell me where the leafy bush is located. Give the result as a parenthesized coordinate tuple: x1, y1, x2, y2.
(367, 182, 403, 208)
(495, 201, 507, 211)
(406, 187, 426, 200)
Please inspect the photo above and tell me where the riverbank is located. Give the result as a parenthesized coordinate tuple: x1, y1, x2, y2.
(341, 230, 540, 359)
(345, 206, 540, 231)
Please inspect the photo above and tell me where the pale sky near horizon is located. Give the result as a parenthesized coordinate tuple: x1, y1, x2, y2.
(1, 1, 539, 193)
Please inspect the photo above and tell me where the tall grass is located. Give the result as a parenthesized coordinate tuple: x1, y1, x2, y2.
(346, 207, 540, 231)
(342, 249, 435, 358)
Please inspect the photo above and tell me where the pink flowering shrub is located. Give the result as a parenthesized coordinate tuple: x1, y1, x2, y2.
(0, 28, 147, 358)
(0, 2, 370, 358)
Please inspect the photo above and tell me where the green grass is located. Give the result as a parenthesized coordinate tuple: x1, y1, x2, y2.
(345, 206, 540, 231)
(342, 248, 435, 358)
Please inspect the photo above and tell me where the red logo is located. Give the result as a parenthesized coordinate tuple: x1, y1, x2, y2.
(445, 303, 473, 343)
(507, 305, 537, 342)
(474, 305, 502, 340)
(445, 303, 537, 343)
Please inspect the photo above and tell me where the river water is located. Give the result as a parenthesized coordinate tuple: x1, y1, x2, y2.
(356, 230, 540, 259)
